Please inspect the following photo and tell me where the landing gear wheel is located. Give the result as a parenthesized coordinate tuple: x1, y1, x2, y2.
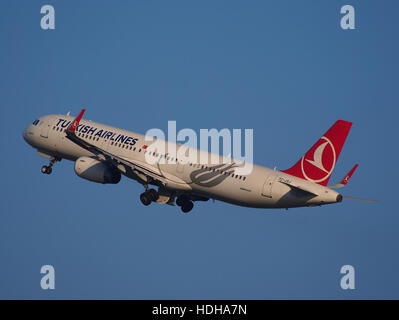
(176, 195, 188, 207)
(181, 201, 194, 213)
(140, 192, 152, 206)
(148, 189, 159, 202)
(176, 197, 183, 207)
(41, 165, 52, 174)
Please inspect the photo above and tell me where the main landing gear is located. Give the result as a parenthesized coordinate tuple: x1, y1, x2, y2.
(41, 157, 60, 175)
(176, 195, 194, 213)
(140, 188, 159, 206)
(139, 188, 195, 213)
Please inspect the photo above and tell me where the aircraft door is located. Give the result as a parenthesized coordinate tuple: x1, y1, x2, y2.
(261, 175, 276, 198)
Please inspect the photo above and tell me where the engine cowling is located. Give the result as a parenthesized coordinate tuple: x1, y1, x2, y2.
(74, 157, 121, 184)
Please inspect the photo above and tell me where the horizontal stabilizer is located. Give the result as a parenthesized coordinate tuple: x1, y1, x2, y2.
(342, 196, 381, 203)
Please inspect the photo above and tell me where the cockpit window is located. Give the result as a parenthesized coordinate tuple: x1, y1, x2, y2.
(32, 119, 39, 126)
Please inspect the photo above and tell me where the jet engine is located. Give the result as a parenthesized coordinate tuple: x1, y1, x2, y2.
(74, 157, 121, 184)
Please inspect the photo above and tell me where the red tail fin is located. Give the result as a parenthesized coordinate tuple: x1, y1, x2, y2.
(282, 120, 352, 186)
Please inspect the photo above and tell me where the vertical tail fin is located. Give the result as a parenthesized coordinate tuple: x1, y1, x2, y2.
(281, 120, 352, 186)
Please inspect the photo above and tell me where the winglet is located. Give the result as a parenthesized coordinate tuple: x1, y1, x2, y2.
(67, 109, 86, 132)
(339, 164, 358, 186)
(329, 164, 358, 189)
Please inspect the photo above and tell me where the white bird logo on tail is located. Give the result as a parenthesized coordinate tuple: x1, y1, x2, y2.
(305, 141, 329, 173)
(300, 136, 336, 183)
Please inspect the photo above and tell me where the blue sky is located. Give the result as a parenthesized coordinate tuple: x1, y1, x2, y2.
(0, 0, 398, 299)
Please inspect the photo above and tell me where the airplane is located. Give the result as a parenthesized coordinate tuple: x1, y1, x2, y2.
(23, 109, 376, 213)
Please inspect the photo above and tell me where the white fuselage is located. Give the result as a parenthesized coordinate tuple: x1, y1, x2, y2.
(23, 114, 341, 209)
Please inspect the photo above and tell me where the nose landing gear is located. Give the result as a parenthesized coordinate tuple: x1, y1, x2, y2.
(41, 157, 60, 175)
(41, 165, 52, 174)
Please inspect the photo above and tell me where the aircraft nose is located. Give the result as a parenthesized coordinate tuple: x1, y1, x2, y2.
(22, 127, 28, 141)
(23, 125, 33, 144)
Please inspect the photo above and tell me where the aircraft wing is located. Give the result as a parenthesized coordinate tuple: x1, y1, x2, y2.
(65, 109, 171, 187)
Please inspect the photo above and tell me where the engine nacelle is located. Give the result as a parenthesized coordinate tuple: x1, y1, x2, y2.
(74, 157, 121, 184)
